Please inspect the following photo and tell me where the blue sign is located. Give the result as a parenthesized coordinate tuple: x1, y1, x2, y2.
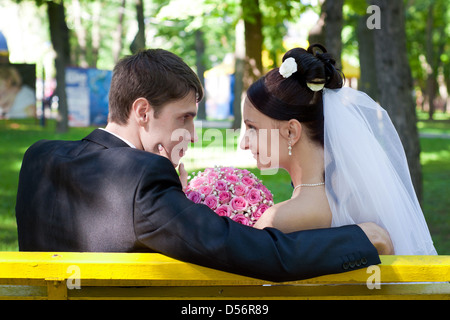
(66, 67, 112, 127)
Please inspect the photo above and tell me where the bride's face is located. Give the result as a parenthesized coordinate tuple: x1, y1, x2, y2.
(240, 98, 285, 169)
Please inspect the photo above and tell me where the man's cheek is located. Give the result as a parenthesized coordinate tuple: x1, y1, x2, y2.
(169, 128, 191, 164)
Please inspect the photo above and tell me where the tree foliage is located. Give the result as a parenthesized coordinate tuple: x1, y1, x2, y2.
(7, 0, 449, 131)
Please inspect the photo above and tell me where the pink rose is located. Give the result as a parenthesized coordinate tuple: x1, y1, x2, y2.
(241, 176, 255, 186)
(206, 172, 219, 183)
(234, 184, 247, 196)
(186, 190, 202, 204)
(263, 188, 273, 201)
(252, 203, 269, 220)
(199, 185, 213, 196)
(223, 167, 235, 174)
(218, 191, 231, 204)
(246, 188, 262, 205)
(215, 204, 231, 217)
(230, 196, 247, 212)
(257, 184, 273, 201)
(232, 213, 251, 226)
(226, 174, 239, 184)
(215, 180, 228, 191)
(204, 194, 218, 210)
(191, 177, 206, 188)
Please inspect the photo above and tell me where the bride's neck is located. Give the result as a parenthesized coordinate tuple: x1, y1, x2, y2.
(286, 140, 324, 187)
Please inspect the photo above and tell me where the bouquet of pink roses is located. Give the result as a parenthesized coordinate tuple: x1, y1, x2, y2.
(184, 166, 274, 226)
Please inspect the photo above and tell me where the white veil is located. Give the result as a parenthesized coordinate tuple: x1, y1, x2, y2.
(323, 87, 437, 255)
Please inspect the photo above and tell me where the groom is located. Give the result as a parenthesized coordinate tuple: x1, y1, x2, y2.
(15, 49, 391, 282)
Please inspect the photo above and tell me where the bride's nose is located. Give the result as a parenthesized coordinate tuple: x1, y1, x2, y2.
(239, 132, 249, 150)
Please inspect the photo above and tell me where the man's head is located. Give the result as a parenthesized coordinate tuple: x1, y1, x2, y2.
(107, 49, 203, 166)
(109, 49, 203, 124)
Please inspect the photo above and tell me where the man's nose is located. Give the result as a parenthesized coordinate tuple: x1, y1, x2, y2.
(190, 127, 199, 143)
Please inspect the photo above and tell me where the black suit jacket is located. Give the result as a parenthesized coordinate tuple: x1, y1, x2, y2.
(16, 129, 380, 282)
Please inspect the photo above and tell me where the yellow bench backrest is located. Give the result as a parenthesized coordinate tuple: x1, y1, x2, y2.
(0, 252, 449, 300)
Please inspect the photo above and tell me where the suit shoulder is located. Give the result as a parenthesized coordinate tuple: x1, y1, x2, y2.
(108, 147, 177, 174)
(25, 139, 69, 156)
(24, 138, 83, 158)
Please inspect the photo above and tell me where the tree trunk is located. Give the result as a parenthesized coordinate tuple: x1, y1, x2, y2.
(371, 0, 423, 201)
(425, 3, 437, 120)
(357, 15, 378, 100)
(242, 0, 263, 91)
(195, 30, 206, 120)
(130, 0, 146, 53)
(232, 19, 245, 130)
(112, 0, 127, 64)
(308, 0, 343, 68)
(47, 0, 70, 133)
(323, 0, 343, 69)
(72, 0, 88, 68)
(308, 0, 326, 46)
(90, 1, 102, 68)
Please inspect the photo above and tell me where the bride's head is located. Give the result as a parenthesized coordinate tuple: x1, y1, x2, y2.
(240, 44, 343, 170)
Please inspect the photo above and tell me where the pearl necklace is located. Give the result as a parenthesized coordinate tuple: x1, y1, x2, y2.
(292, 182, 325, 197)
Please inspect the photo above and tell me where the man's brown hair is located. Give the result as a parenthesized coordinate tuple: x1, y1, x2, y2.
(108, 49, 204, 124)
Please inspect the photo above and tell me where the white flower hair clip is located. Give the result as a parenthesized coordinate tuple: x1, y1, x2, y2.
(279, 57, 297, 78)
(306, 82, 325, 92)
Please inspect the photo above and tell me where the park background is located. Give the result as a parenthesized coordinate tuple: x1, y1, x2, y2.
(0, 0, 448, 254)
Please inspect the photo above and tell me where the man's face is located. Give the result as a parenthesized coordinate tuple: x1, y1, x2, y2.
(143, 91, 198, 167)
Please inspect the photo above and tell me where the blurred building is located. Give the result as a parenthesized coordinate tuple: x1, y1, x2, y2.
(0, 30, 9, 64)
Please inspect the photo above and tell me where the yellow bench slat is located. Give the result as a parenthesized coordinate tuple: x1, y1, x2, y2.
(0, 252, 449, 285)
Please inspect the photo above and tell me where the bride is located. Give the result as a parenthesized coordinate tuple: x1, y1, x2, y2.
(240, 44, 437, 255)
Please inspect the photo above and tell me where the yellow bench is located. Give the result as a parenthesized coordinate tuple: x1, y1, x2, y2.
(0, 252, 449, 300)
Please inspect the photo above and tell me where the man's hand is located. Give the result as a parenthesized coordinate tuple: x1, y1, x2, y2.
(177, 162, 188, 190)
(157, 143, 187, 190)
(357, 222, 394, 255)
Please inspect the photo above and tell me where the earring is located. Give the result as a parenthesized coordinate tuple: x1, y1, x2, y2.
(288, 140, 292, 156)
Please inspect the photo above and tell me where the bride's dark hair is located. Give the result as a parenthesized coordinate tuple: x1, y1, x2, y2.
(246, 44, 344, 147)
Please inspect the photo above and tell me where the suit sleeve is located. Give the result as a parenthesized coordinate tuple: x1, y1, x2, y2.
(133, 156, 380, 282)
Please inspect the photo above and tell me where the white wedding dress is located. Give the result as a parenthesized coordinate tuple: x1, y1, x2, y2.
(323, 87, 437, 255)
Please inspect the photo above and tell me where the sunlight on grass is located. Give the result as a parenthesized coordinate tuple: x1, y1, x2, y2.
(420, 149, 450, 164)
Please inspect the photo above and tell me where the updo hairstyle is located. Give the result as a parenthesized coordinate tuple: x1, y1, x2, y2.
(246, 44, 344, 147)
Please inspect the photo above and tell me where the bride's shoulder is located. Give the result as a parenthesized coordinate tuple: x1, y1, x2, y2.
(254, 189, 332, 233)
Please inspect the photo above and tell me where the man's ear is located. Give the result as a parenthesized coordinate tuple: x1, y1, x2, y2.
(279, 119, 302, 145)
(132, 98, 152, 126)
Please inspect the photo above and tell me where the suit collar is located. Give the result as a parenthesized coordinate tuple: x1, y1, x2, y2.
(83, 129, 132, 149)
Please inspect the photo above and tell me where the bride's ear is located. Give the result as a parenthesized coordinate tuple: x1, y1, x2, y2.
(280, 119, 302, 145)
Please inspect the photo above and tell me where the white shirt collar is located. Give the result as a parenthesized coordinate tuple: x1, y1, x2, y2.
(99, 128, 136, 149)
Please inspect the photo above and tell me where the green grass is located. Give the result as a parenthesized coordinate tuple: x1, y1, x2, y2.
(1, 118, 449, 253)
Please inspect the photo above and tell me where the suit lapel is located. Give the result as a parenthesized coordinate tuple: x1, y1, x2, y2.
(83, 129, 132, 149)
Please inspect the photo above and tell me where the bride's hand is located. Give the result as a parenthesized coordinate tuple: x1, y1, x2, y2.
(157, 144, 187, 190)
(358, 222, 394, 255)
